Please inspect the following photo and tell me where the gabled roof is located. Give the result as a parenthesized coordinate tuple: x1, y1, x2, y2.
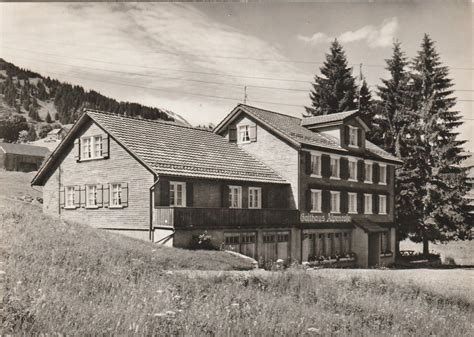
(214, 104, 402, 164)
(0, 142, 50, 157)
(32, 110, 287, 186)
(301, 110, 359, 127)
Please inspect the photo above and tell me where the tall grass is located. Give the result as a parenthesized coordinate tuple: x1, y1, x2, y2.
(1, 202, 473, 335)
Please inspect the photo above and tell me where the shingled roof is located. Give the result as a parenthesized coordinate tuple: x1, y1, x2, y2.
(217, 104, 401, 164)
(32, 110, 287, 185)
(300, 110, 359, 126)
(0, 142, 50, 157)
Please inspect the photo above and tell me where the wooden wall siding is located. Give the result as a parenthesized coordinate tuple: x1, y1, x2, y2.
(154, 176, 291, 210)
(154, 207, 299, 229)
(42, 119, 154, 230)
(299, 150, 395, 223)
(224, 114, 299, 209)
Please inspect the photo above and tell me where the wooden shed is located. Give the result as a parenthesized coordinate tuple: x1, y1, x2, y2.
(0, 142, 50, 172)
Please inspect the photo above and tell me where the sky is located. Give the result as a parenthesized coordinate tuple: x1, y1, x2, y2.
(0, 2, 472, 150)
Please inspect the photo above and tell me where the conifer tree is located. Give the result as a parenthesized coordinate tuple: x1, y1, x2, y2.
(373, 42, 411, 153)
(305, 39, 358, 116)
(358, 79, 373, 124)
(45, 112, 53, 123)
(404, 35, 470, 254)
(26, 125, 37, 142)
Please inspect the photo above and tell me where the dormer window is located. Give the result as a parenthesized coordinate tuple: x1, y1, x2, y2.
(348, 126, 358, 147)
(238, 125, 250, 143)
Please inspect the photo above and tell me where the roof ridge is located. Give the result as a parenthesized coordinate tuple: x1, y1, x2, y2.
(85, 108, 214, 133)
(238, 103, 302, 121)
(301, 109, 359, 119)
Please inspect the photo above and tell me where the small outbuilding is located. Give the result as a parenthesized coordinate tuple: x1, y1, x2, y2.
(0, 142, 50, 172)
(46, 128, 67, 141)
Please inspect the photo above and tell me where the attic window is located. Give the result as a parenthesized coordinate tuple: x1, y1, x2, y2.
(82, 135, 102, 159)
(348, 126, 358, 147)
(238, 125, 250, 143)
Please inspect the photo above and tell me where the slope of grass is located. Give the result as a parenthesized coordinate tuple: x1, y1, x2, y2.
(1, 201, 473, 335)
(0, 171, 41, 199)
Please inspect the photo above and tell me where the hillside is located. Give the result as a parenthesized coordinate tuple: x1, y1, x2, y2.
(0, 58, 190, 143)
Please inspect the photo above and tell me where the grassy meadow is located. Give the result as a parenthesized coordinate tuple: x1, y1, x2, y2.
(1, 171, 473, 335)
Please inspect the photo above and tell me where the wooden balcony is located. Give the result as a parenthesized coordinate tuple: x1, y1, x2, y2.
(153, 207, 300, 229)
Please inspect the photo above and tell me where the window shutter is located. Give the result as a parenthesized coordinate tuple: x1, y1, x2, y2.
(261, 187, 268, 208)
(249, 124, 257, 142)
(96, 184, 103, 207)
(322, 190, 330, 213)
(304, 152, 312, 175)
(121, 183, 128, 207)
(242, 186, 248, 208)
(357, 160, 365, 182)
(357, 192, 364, 214)
(186, 182, 194, 207)
(102, 134, 109, 159)
(229, 126, 237, 143)
(74, 186, 80, 208)
(103, 184, 110, 208)
(74, 139, 80, 162)
(386, 165, 393, 185)
(305, 189, 312, 212)
(59, 187, 65, 208)
(158, 180, 170, 206)
(344, 125, 350, 146)
(340, 191, 348, 214)
(373, 163, 380, 184)
(386, 195, 390, 214)
(321, 154, 331, 178)
(357, 129, 363, 147)
(80, 186, 86, 208)
(340, 158, 349, 180)
(221, 185, 230, 208)
(373, 194, 379, 214)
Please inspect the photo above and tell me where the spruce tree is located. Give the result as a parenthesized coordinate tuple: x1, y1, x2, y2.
(358, 79, 374, 125)
(405, 34, 470, 254)
(305, 39, 358, 116)
(373, 42, 411, 153)
(45, 112, 53, 123)
(26, 125, 37, 142)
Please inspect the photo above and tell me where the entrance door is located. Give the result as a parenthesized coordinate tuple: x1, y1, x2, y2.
(368, 233, 380, 267)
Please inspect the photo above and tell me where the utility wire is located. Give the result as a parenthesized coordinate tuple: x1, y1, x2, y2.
(2, 37, 473, 70)
(3, 52, 473, 95)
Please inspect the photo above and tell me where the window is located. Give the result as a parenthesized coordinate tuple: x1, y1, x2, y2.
(86, 185, 97, 208)
(65, 186, 75, 208)
(170, 182, 186, 207)
(310, 189, 322, 213)
(349, 126, 358, 146)
(81, 135, 103, 160)
(364, 162, 373, 183)
(379, 164, 387, 185)
(364, 194, 372, 214)
(110, 183, 122, 207)
(311, 154, 321, 176)
(330, 191, 340, 213)
(380, 232, 391, 254)
(330, 157, 340, 179)
(238, 125, 250, 143)
(248, 187, 262, 209)
(348, 159, 357, 181)
(348, 192, 357, 214)
(379, 195, 387, 214)
(229, 186, 242, 208)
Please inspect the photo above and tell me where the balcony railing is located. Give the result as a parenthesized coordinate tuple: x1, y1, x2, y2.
(154, 207, 300, 229)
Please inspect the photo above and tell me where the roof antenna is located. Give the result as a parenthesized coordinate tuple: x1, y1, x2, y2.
(358, 63, 363, 110)
(243, 86, 248, 104)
